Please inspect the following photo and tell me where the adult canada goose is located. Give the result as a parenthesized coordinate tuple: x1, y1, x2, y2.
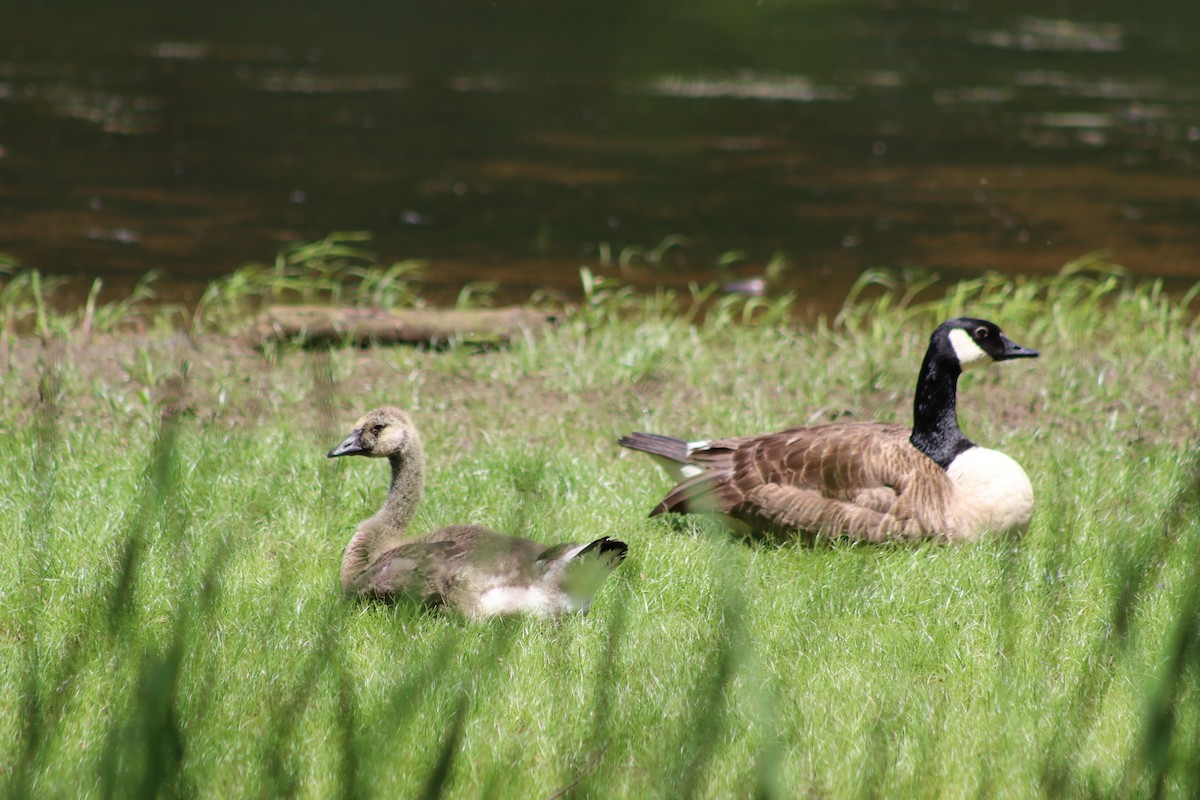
(619, 318, 1038, 543)
(328, 407, 627, 617)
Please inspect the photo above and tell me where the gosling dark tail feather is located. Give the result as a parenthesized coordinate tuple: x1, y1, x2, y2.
(617, 432, 690, 464)
(576, 536, 629, 564)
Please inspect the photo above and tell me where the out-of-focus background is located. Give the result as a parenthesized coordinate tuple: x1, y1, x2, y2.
(2, 0, 1197, 310)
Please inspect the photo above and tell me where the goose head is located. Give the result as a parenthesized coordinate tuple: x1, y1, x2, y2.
(933, 317, 1038, 372)
(327, 406, 420, 460)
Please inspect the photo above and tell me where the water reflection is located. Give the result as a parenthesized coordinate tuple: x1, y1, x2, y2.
(969, 16, 1124, 53)
(641, 73, 850, 103)
(0, 0, 1197, 310)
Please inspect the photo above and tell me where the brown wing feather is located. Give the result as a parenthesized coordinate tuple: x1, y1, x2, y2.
(653, 422, 957, 541)
(351, 539, 467, 602)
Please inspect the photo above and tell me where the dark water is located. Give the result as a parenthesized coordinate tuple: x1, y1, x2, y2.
(2, 0, 1198, 310)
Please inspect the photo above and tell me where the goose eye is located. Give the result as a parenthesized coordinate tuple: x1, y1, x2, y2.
(974, 327, 989, 339)
(372, 424, 385, 435)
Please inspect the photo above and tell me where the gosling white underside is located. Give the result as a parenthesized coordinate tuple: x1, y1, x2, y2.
(475, 541, 626, 617)
(945, 446, 1034, 541)
(477, 585, 559, 617)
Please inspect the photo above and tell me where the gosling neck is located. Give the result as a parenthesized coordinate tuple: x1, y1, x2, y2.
(341, 446, 426, 593)
(380, 448, 426, 533)
(908, 349, 975, 470)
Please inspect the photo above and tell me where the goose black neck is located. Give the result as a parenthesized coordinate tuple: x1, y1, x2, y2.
(908, 350, 975, 469)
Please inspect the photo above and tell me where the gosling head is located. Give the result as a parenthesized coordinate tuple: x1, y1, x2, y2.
(327, 406, 420, 460)
(934, 317, 1039, 372)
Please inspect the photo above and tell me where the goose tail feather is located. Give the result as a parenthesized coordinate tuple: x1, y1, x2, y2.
(617, 432, 691, 463)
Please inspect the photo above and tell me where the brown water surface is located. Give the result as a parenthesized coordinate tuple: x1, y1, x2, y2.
(1, 0, 1198, 310)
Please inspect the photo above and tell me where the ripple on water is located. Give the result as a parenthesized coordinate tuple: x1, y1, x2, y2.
(969, 17, 1123, 53)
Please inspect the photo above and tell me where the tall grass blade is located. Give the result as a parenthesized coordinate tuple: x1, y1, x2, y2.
(9, 357, 67, 799)
(1130, 451, 1200, 797)
(420, 692, 471, 800)
(335, 659, 363, 800)
(675, 539, 746, 799)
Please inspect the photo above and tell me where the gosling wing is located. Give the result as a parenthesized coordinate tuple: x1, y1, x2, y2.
(348, 539, 468, 602)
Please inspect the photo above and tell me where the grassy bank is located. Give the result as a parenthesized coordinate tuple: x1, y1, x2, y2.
(2, 255, 1200, 798)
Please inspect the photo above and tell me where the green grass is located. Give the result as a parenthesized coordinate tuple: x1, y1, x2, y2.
(2, 257, 1200, 798)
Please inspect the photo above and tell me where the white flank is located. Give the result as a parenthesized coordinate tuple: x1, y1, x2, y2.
(946, 447, 1034, 540)
(673, 440, 711, 479)
(947, 328, 992, 371)
(639, 439, 710, 481)
(648, 453, 704, 482)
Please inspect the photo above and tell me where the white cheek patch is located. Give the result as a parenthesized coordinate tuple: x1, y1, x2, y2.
(948, 328, 992, 371)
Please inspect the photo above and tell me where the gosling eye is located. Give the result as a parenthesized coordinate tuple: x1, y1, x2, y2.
(372, 424, 385, 435)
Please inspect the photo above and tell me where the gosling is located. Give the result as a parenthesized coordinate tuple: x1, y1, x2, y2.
(328, 406, 627, 618)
